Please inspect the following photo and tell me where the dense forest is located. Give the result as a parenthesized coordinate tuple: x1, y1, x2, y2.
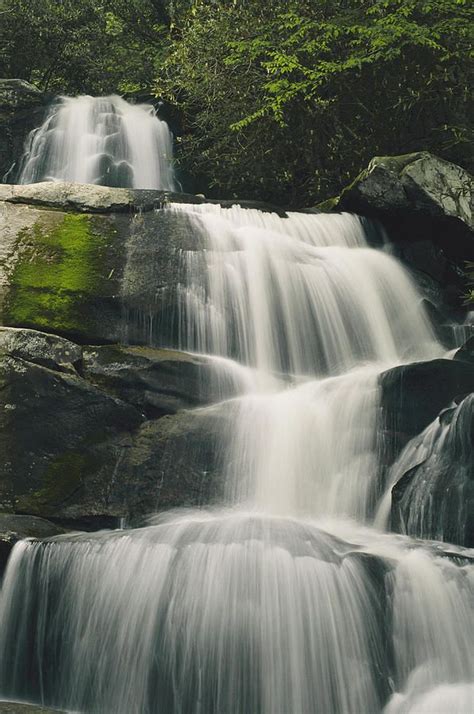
(1, 0, 472, 205)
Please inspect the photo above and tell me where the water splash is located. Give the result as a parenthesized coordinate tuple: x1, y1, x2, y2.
(18, 95, 176, 190)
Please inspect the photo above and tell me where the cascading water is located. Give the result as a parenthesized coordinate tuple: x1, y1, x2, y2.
(17, 95, 176, 190)
(1, 205, 472, 714)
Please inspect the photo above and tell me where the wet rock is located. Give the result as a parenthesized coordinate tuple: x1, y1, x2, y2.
(0, 196, 204, 343)
(3, 181, 289, 216)
(379, 358, 474, 455)
(390, 394, 474, 547)
(0, 326, 231, 525)
(0, 352, 144, 519)
(116, 404, 229, 522)
(454, 336, 474, 364)
(0, 513, 66, 573)
(0, 327, 82, 372)
(0, 704, 64, 713)
(83, 344, 241, 417)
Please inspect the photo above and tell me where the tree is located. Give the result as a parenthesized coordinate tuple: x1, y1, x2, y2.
(161, 0, 473, 205)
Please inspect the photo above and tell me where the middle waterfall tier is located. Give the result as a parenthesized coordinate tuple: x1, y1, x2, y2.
(164, 204, 440, 375)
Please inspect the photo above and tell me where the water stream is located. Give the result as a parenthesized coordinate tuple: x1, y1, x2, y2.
(0, 205, 472, 713)
(18, 95, 176, 190)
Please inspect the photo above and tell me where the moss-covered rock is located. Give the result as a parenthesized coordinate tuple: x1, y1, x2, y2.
(4, 213, 122, 336)
(0, 187, 210, 343)
(0, 203, 127, 341)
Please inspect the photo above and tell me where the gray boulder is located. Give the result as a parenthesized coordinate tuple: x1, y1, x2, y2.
(0, 327, 82, 372)
(114, 404, 229, 522)
(0, 326, 232, 526)
(337, 153, 472, 230)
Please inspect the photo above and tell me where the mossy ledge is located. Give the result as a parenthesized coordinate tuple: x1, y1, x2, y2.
(3, 211, 125, 342)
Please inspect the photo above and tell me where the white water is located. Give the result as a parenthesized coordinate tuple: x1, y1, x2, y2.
(1, 205, 472, 714)
(18, 95, 176, 190)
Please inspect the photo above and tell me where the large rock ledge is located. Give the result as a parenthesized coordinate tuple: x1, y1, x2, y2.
(0, 327, 232, 530)
(0, 182, 288, 216)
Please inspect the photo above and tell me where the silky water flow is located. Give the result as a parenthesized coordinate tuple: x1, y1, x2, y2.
(0, 204, 472, 714)
(17, 94, 176, 190)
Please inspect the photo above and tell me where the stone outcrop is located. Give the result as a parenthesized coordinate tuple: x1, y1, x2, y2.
(83, 344, 243, 417)
(0, 327, 229, 527)
(380, 357, 474, 455)
(0, 183, 265, 343)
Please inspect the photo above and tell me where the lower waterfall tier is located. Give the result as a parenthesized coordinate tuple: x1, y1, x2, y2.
(1, 512, 473, 714)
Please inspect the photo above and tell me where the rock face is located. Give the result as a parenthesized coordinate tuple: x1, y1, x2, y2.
(83, 344, 244, 417)
(115, 405, 228, 523)
(0, 327, 228, 526)
(390, 394, 474, 547)
(324, 153, 474, 309)
(0, 79, 48, 183)
(380, 358, 474, 455)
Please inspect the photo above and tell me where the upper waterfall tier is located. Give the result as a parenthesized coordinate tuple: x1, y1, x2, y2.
(18, 95, 177, 190)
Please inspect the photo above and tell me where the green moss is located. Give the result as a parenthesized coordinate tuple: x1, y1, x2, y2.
(5, 213, 116, 334)
(16, 451, 87, 514)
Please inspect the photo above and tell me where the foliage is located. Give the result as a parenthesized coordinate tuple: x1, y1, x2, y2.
(0, 0, 169, 94)
(160, 0, 473, 204)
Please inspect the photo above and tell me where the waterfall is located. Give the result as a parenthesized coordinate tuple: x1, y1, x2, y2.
(18, 95, 177, 190)
(1, 205, 472, 714)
